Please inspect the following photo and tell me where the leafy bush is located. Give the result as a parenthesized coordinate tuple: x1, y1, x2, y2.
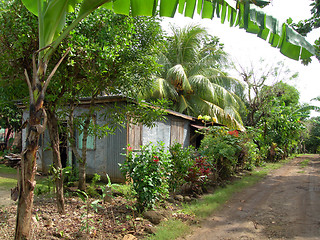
(120, 142, 171, 211)
(168, 142, 195, 192)
(200, 127, 242, 180)
(184, 156, 211, 193)
(87, 173, 101, 198)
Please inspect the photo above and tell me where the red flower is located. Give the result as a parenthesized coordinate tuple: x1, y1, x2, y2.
(153, 156, 159, 163)
(228, 130, 239, 137)
(127, 146, 133, 152)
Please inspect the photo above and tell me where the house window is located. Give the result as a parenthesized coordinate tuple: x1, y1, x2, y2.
(77, 117, 96, 150)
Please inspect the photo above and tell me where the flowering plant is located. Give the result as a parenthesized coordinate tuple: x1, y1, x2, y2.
(120, 142, 171, 211)
(185, 156, 211, 193)
(228, 130, 239, 137)
(168, 142, 195, 192)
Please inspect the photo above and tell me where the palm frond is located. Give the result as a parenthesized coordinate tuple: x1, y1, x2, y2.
(177, 94, 193, 114)
(202, 99, 244, 130)
(151, 77, 178, 100)
(167, 64, 192, 93)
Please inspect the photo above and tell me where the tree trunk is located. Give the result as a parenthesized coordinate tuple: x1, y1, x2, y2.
(67, 99, 95, 192)
(68, 104, 83, 188)
(47, 108, 65, 214)
(15, 105, 46, 239)
(15, 45, 69, 240)
(78, 160, 86, 191)
(78, 116, 90, 191)
(5, 127, 13, 150)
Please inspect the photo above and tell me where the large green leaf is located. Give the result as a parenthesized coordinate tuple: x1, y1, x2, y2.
(41, 0, 69, 48)
(130, 0, 157, 17)
(21, 0, 315, 62)
(119, 0, 315, 61)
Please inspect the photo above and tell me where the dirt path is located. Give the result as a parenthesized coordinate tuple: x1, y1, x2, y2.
(184, 154, 320, 240)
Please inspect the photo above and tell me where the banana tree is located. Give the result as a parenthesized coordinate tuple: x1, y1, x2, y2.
(17, 0, 316, 239)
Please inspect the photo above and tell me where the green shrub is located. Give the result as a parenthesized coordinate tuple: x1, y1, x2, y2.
(200, 127, 242, 180)
(184, 156, 211, 194)
(168, 142, 195, 192)
(120, 142, 171, 211)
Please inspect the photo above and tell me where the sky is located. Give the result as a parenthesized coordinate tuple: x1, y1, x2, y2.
(161, 0, 320, 116)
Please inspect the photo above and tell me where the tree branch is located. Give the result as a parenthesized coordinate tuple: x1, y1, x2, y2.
(42, 48, 70, 95)
(24, 69, 34, 104)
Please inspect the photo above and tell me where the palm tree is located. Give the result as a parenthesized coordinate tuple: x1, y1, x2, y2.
(147, 24, 245, 130)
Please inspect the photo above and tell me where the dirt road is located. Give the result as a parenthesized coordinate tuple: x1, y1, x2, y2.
(185, 154, 320, 240)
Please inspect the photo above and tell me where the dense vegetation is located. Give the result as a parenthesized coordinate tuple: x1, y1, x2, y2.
(0, 0, 319, 239)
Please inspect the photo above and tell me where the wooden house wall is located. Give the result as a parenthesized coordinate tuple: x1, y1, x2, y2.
(128, 115, 190, 149)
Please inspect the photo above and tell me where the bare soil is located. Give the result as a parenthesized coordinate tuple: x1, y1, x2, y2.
(184, 154, 320, 240)
(1, 154, 320, 239)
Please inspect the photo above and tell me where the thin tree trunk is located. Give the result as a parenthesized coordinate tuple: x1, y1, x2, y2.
(68, 103, 83, 187)
(68, 97, 95, 192)
(47, 107, 65, 214)
(78, 116, 90, 191)
(15, 49, 69, 239)
(15, 106, 47, 239)
(5, 127, 13, 150)
(78, 160, 86, 191)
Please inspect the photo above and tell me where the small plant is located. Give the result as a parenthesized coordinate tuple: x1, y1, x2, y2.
(169, 142, 195, 192)
(185, 156, 211, 194)
(120, 142, 172, 211)
(76, 190, 101, 235)
(87, 173, 101, 198)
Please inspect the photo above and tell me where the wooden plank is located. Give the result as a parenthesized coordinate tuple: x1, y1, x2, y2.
(170, 119, 185, 145)
(128, 122, 142, 150)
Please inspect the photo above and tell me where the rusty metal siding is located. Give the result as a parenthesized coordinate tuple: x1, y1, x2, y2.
(92, 126, 127, 182)
(170, 116, 190, 148)
(140, 116, 190, 149)
(170, 118, 185, 145)
(79, 105, 127, 182)
(183, 120, 190, 148)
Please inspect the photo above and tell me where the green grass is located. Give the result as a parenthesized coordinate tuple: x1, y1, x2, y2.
(146, 219, 190, 240)
(182, 170, 267, 218)
(0, 164, 17, 175)
(111, 183, 132, 195)
(0, 176, 17, 189)
(299, 159, 310, 168)
(0, 164, 17, 189)
(148, 158, 290, 240)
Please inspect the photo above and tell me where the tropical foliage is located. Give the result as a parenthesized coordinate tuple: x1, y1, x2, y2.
(291, 0, 320, 61)
(120, 143, 172, 211)
(305, 117, 320, 153)
(6, 0, 317, 238)
(146, 24, 245, 130)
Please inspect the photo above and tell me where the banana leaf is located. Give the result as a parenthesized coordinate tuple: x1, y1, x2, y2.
(21, 0, 315, 62)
